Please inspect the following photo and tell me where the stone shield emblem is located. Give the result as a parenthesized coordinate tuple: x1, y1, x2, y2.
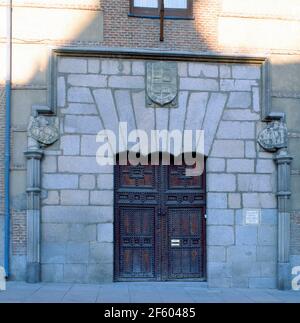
(28, 116, 59, 146)
(257, 120, 288, 152)
(146, 61, 178, 108)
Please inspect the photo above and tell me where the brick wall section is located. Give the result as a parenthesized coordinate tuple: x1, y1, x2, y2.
(291, 212, 300, 255)
(102, 0, 220, 51)
(12, 212, 26, 256)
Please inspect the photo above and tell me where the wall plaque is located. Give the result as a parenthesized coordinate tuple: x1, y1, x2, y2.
(146, 61, 178, 108)
(244, 209, 261, 225)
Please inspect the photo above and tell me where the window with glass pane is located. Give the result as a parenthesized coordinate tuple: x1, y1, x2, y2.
(130, 0, 192, 18)
(164, 0, 187, 9)
(133, 0, 158, 8)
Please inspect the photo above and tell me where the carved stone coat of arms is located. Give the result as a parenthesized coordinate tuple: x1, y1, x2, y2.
(257, 120, 288, 152)
(28, 116, 59, 146)
(146, 61, 178, 108)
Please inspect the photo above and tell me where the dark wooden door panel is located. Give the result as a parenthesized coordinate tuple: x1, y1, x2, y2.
(167, 208, 204, 279)
(115, 159, 206, 281)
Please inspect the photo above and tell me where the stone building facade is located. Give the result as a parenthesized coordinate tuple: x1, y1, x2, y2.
(0, 0, 299, 289)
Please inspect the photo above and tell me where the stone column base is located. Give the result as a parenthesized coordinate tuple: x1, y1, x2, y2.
(26, 262, 41, 283)
(278, 262, 291, 290)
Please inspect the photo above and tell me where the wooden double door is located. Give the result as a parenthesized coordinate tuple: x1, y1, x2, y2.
(114, 159, 206, 281)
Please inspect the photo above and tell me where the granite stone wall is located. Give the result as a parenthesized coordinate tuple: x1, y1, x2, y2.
(38, 57, 277, 287)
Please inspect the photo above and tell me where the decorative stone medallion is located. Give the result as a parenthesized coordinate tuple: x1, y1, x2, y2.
(28, 116, 59, 146)
(146, 61, 178, 108)
(257, 120, 288, 152)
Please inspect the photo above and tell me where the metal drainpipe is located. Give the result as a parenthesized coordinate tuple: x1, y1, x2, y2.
(4, 0, 12, 278)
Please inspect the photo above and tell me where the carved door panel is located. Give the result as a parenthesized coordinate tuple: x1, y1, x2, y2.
(115, 161, 206, 281)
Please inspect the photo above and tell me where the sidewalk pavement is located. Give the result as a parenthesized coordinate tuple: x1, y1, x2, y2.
(0, 281, 299, 303)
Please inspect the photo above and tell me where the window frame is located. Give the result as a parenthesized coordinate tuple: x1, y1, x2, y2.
(129, 0, 194, 19)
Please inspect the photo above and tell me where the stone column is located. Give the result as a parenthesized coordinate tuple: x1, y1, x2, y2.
(274, 148, 293, 290)
(24, 144, 44, 283)
(24, 115, 59, 283)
